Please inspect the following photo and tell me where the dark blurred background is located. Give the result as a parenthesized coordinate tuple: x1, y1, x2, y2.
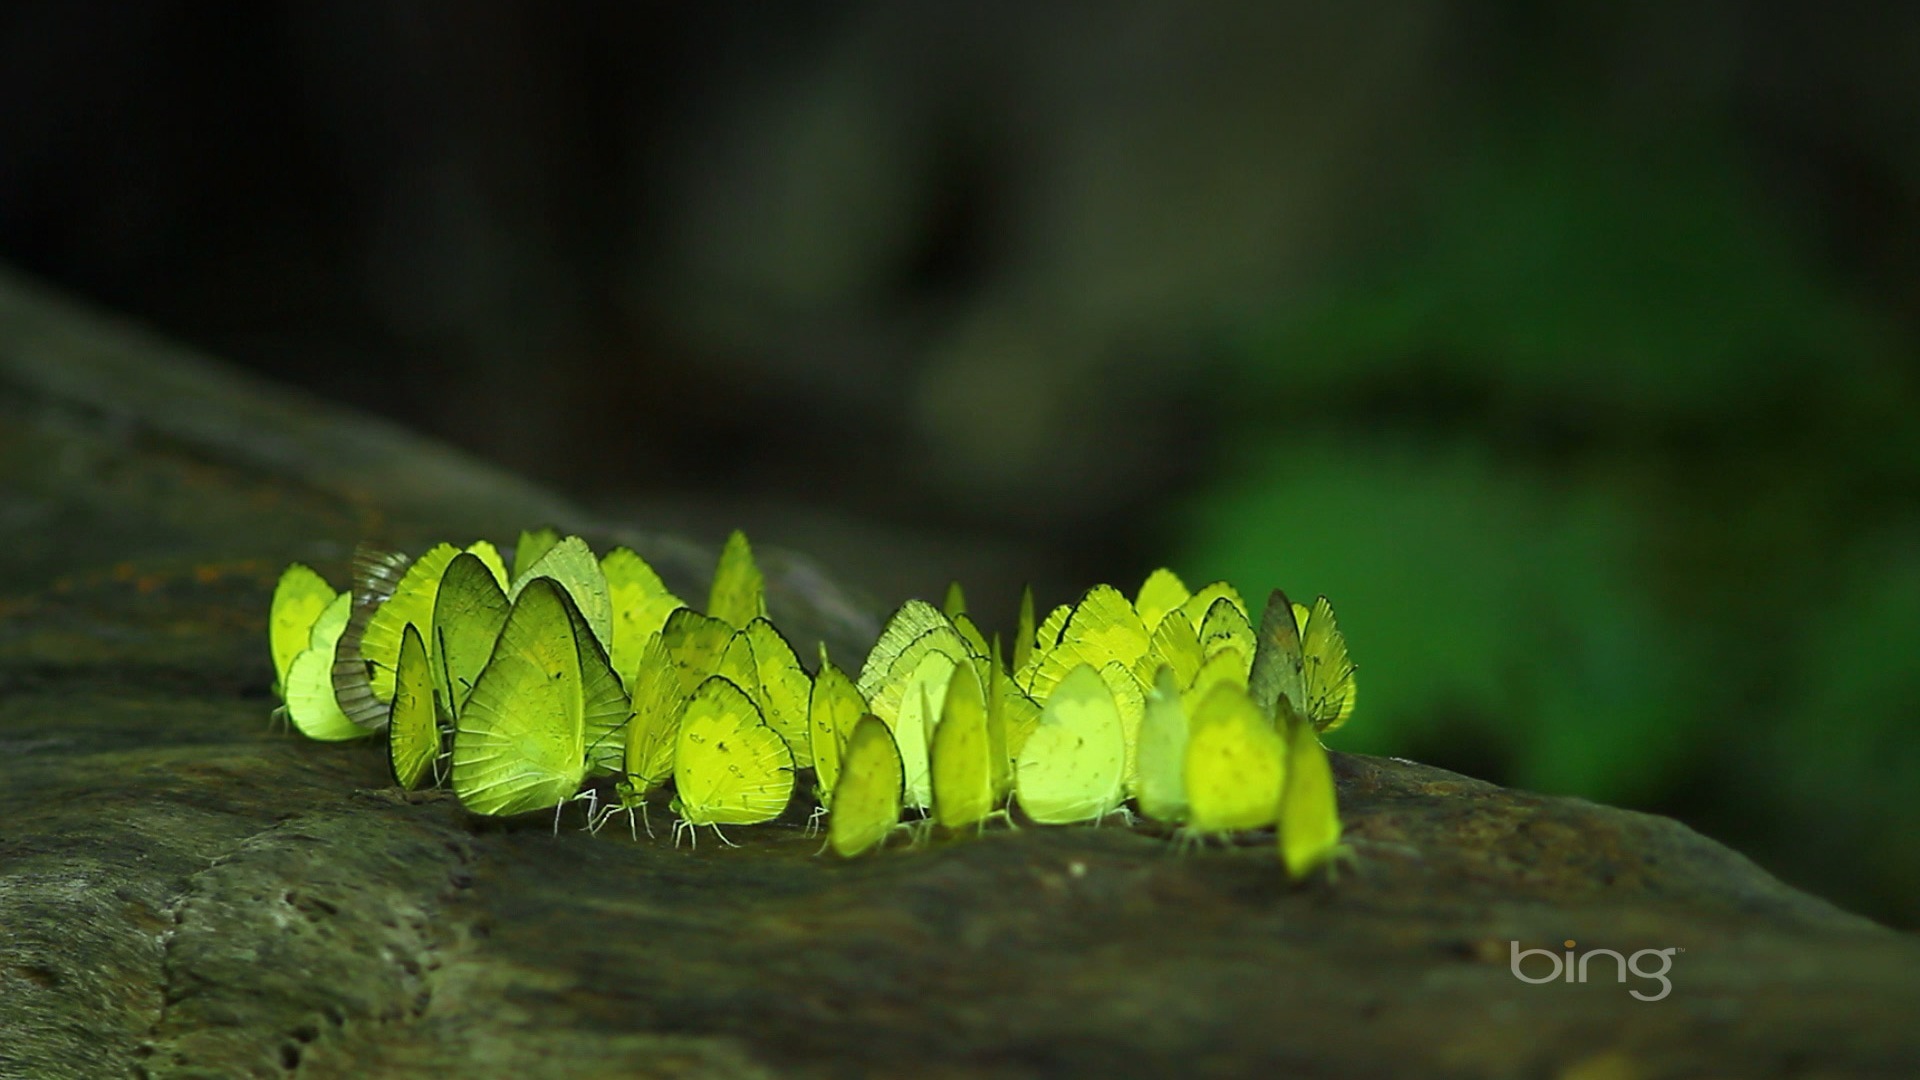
(3, 3, 1916, 927)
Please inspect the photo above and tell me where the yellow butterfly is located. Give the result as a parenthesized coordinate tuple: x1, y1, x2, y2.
(452, 579, 607, 817)
(671, 676, 795, 845)
(608, 632, 682, 835)
(1248, 589, 1358, 732)
(1280, 711, 1355, 880)
(1296, 595, 1357, 733)
(1133, 567, 1191, 635)
(510, 535, 614, 660)
(742, 618, 814, 768)
(930, 670, 995, 832)
(856, 600, 976, 720)
(889, 650, 964, 810)
(707, 529, 766, 628)
(429, 550, 509, 724)
(1182, 681, 1287, 837)
(388, 622, 439, 789)
(807, 650, 867, 809)
(601, 545, 685, 685)
(1023, 585, 1150, 703)
(1134, 666, 1190, 824)
(1247, 588, 1305, 724)
(1015, 664, 1126, 825)
(828, 714, 904, 857)
(268, 563, 335, 699)
(283, 591, 368, 742)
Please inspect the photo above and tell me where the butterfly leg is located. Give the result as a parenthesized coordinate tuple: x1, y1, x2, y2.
(1170, 828, 1208, 857)
(585, 799, 614, 836)
(579, 788, 601, 831)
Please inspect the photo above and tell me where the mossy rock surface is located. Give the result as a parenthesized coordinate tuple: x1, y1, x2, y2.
(2, 268, 1917, 1078)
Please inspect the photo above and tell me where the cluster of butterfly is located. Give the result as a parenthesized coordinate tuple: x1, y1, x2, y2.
(268, 529, 1358, 878)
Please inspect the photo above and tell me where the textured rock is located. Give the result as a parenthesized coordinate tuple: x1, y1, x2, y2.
(2, 268, 1918, 1078)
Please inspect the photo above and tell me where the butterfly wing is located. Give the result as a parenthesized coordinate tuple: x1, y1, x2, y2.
(622, 633, 684, 794)
(745, 618, 814, 768)
(660, 607, 736, 698)
(509, 527, 561, 586)
(1026, 585, 1151, 703)
(511, 536, 613, 659)
(452, 579, 587, 816)
(1135, 666, 1190, 823)
(286, 592, 367, 742)
(1298, 595, 1357, 733)
(1133, 567, 1191, 636)
(808, 655, 866, 807)
(388, 622, 439, 788)
(931, 665, 994, 831)
(1015, 664, 1125, 824)
(1280, 718, 1353, 879)
(1247, 588, 1306, 726)
(829, 715, 903, 857)
(430, 551, 510, 723)
(269, 563, 336, 696)
(1184, 682, 1288, 834)
(601, 546, 685, 684)
(673, 676, 794, 826)
(707, 530, 766, 628)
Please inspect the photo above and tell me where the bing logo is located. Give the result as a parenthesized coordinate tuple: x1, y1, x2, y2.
(1510, 939, 1678, 1001)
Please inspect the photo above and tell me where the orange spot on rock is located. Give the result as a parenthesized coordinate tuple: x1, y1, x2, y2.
(193, 565, 222, 585)
(136, 575, 163, 594)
